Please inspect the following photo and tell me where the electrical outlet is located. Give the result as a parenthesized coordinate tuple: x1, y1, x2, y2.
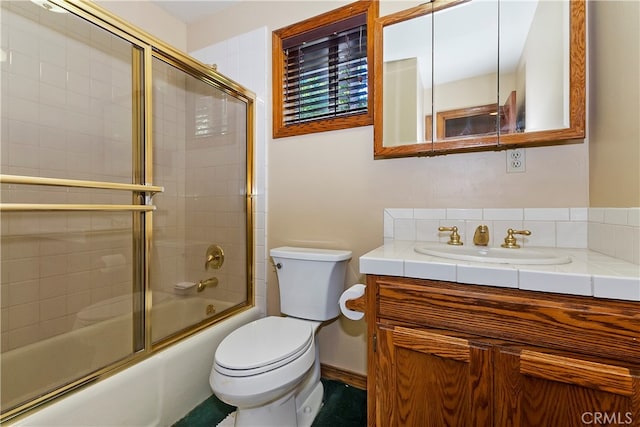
(506, 148, 525, 173)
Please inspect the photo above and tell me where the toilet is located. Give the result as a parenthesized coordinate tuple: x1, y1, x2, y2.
(209, 246, 352, 427)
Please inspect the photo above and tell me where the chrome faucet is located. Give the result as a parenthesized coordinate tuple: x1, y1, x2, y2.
(473, 225, 489, 246)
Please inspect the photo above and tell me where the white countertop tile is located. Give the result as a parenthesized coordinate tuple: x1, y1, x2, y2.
(360, 240, 640, 301)
(519, 270, 592, 296)
(593, 275, 640, 301)
(359, 256, 404, 277)
(457, 264, 518, 288)
(405, 259, 457, 281)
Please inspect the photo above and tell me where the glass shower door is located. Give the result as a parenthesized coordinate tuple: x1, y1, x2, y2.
(0, 0, 254, 421)
(0, 0, 149, 416)
(150, 57, 250, 344)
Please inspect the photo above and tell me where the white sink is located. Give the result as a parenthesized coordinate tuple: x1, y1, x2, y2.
(414, 243, 571, 265)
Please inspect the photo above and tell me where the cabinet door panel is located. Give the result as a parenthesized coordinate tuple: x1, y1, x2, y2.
(377, 325, 492, 427)
(495, 346, 640, 427)
(520, 350, 634, 397)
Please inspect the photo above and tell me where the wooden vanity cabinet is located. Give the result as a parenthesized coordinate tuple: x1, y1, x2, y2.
(493, 344, 639, 426)
(375, 324, 494, 426)
(365, 275, 640, 427)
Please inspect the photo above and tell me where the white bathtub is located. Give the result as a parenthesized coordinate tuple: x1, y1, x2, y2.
(9, 300, 260, 426)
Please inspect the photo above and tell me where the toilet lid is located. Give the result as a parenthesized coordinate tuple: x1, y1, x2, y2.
(215, 317, 313, 376)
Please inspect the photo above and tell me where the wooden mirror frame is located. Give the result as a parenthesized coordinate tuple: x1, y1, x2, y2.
(373, 0, 585, 159)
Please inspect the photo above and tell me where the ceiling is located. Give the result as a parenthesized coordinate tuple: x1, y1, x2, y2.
(153, 0, 239, 23)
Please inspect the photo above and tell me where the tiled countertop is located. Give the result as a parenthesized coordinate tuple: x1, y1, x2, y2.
(360, 241, 640, 301)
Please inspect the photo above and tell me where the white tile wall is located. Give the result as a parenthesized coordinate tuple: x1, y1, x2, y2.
(384, 207, 640, 264)
(588, 208, 640, 264)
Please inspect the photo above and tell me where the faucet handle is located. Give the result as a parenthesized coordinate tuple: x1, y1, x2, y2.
(500, 228, 531, 249)
(438, 226, 463, 246)
(205, 244, 225, 270)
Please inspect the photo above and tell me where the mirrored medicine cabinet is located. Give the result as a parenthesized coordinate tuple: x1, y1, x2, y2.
(373, 0, 586, 159)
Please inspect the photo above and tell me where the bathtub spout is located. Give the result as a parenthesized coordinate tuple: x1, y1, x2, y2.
(197, 277, 219, 292)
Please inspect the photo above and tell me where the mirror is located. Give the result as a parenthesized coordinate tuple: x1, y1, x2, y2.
(432, 0, 498, 150)
(374, 0, 585, 159)
(382, 5, 433, 149)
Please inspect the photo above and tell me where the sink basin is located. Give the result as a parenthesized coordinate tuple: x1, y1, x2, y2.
(414, 243, 571, 265)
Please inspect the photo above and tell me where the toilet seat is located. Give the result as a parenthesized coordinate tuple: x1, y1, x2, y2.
(214, 317, 314, 377)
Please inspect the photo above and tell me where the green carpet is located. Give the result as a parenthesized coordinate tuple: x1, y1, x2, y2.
(172, 378, 366, 427)
(172, 393, 235, 427)
(311, 379, 367, 427)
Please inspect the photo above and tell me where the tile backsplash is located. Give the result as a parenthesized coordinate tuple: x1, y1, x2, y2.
(588, 208, 640, 264)
(384, 207, 640, 264)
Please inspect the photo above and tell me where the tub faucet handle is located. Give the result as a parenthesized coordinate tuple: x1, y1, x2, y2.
(438, 226, 463, 246)
(205, 244, 225, 270)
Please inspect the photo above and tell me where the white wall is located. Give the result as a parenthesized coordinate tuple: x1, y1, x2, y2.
(97, 0, 187, 51)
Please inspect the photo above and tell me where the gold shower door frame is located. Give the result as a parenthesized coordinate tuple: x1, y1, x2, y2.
(0, 0, 255, 422)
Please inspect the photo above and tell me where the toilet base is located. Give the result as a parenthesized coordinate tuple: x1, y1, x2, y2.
(231, 381, 323, 427)
(234, 391, 297, 427)
(296, 381, 324, 427)
(228, 381, 324, 427)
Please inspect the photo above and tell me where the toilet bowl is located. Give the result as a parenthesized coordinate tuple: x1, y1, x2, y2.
(209, 246, 352, 427)
(210, 317, 322, 426)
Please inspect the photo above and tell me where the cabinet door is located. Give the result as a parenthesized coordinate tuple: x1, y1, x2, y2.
(376, 325, 493, 427)
(495, 346, 640, 426)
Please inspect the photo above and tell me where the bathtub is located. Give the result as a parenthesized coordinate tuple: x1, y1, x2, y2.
(7, 296, 260, 426)
(73, 292, 239, 342)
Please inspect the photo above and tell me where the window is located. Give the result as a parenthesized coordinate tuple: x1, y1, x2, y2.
(272, 1, 376, 138)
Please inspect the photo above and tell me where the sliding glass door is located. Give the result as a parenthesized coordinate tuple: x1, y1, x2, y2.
(0, 0, 254, 421)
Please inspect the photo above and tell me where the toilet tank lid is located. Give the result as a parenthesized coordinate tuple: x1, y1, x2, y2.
(270, 246, 352, 262)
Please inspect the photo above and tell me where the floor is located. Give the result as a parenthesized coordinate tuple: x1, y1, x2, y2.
(172, 378, 367, 427)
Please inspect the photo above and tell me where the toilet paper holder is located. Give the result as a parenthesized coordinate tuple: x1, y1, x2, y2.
(344, 292, 366, 314)
(339, 284, 367, 320)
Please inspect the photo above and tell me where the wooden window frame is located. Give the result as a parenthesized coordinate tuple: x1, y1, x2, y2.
(272, 0, 376, 139)
(425, 91, 517, 141)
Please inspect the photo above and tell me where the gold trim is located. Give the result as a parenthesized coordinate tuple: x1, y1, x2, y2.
(131, 43, 147, 355)
(0, 174, 163, 194)
(0, 204, 155, 212)
(246, 94, 256, 309)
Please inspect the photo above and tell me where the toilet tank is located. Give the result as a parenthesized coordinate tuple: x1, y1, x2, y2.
(270, 247, 352, 321)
